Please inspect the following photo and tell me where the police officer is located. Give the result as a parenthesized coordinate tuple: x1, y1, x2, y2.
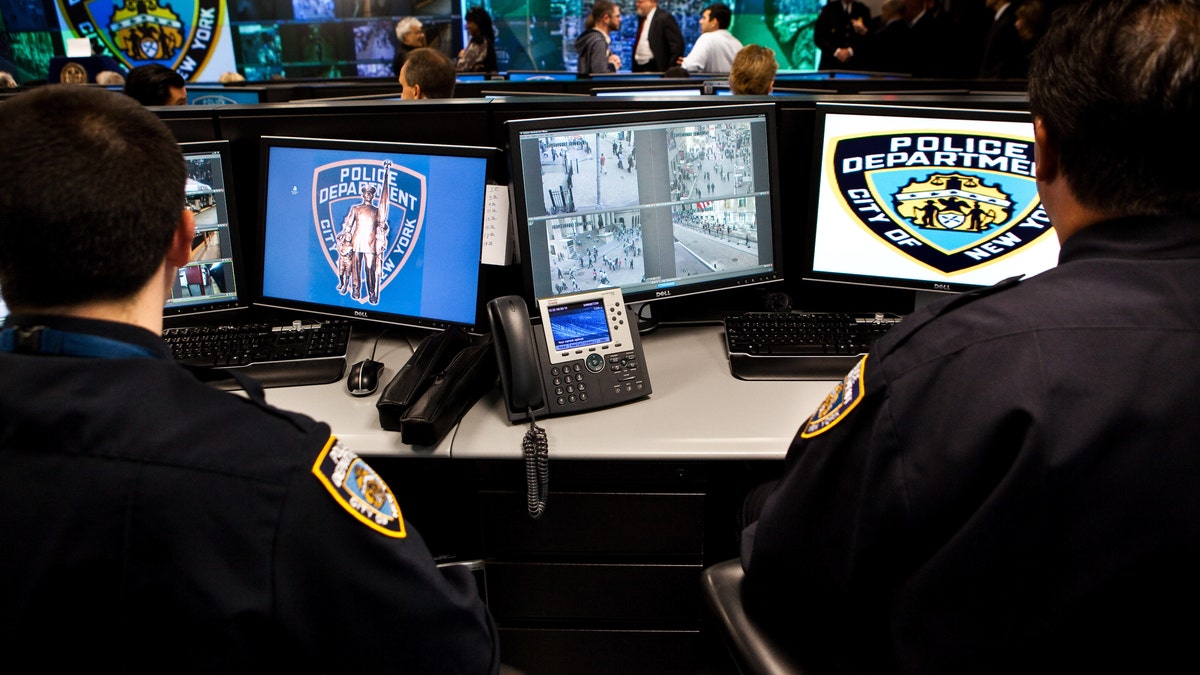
(741, 1, 1200, 673)
(0, 86, 499, 672)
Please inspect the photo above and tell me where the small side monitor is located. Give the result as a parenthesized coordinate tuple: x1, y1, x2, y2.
(165, 140, 250, 324)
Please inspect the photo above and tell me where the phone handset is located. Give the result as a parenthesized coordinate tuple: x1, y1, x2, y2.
(487, 295, 546, 417)
(487, 295, 549, 519)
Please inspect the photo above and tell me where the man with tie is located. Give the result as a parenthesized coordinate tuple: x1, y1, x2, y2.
(631, 0, 683, 72)
(814, 0, 871, 70)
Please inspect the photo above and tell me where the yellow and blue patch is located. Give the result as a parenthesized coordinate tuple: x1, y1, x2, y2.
(312, 437, 406, 538)
(801, 356, 867, 439)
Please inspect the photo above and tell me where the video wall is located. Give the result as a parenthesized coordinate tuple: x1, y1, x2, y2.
(0, 0, 824, 83)
(490, 0, 823, 73)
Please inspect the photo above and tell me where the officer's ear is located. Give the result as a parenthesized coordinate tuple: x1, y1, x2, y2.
(166, 209, 196, 269)
(1033, 117, 1059, 184)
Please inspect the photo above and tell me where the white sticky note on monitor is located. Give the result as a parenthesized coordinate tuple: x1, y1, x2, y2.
(66, 38, 93, 57)
(481, 184, 511, 266)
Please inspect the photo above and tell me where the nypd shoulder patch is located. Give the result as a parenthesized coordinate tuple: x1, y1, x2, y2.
(801, 356, 868, 439)
(312, 437, 406, 538)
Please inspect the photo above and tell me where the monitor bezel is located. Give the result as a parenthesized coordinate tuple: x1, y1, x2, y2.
(505, 102, 785, 308)
(164, 140, 251, 325)
(254, 135, 503, 333)
(590, 83, 706, 97)
(801, 102, 1054, 295)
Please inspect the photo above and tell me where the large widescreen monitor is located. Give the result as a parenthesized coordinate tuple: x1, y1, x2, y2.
(257, 136, 501, 332)
(507, 103, 784, 314)
(803, 103, 1060, 296)
(164, 140, 250, 325)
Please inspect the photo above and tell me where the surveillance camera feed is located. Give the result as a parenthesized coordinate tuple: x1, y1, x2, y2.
(511, 106, 779, 304)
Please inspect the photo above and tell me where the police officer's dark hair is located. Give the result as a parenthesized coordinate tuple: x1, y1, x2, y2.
(403, 47, 456, 99)
(706, 3, 732, 29)
(0, 86, 185, 309)
(1027, 0, 1200, 216)
(124, 64, 186, 106)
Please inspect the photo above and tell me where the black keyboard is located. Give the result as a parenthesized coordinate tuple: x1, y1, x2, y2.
(723, 311, 903, 381)
(162, 319, 352, 389)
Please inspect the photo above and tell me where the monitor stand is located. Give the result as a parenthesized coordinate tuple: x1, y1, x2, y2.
(912, 290, 953, 312)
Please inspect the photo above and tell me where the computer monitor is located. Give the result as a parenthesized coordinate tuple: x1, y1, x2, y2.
(803, 103, 1059, 297)
(186, 86, 265, 105)
(257, 136, 502, 331)
(508, 71, 578, 81)
(591, 84, 704, 97)
(164, 140, 250, 324)
(710, 84, 818, 96)
(507, 103, 784, 313)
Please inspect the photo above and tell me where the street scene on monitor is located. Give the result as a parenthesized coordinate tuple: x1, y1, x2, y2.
(527, 119, 767, 297)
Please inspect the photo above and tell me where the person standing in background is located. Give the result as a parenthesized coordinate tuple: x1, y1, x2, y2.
(457, 6, 498, 73)
(577, 0, 624, 74)
(631, 0, 683, 72)
(814, 0, 871, 70)
(392, 17, 425, 76)
(678, 3, 743, 73)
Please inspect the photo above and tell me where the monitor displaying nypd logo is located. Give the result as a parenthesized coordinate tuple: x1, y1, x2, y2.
(810, 108, 1060, 291)
(261, 143, 488, 327)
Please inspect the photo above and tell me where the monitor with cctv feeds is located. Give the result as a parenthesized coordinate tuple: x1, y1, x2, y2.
(804, 103, 1060, 296)
(507, 103, 784, 311)
(164, 140, 249, 324)
(257, 136, 502, 331)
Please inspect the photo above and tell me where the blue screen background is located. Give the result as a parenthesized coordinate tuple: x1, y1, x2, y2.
(262, 145, 487, 325)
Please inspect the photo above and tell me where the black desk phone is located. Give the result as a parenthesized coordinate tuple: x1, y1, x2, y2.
(487, 289, 652, 424)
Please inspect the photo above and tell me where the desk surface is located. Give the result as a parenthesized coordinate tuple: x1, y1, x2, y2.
(260, 323, 836, 460)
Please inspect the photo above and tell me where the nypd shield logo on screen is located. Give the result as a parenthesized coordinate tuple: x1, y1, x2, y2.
(58, 0, 223, 79)
(830, 131, 1049, 274)
(313, 159, 426, 306)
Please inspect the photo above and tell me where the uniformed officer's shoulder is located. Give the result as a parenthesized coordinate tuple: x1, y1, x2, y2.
(148, 360, 334, 469)
(310, 437, 408, 539)
(873, 275, 1025, 359)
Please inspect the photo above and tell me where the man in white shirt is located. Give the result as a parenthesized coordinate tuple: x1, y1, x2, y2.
(678, 3, 743, 73)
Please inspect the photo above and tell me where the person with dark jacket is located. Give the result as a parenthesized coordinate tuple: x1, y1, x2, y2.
(742, 1, 1200, 673)
(576, 0, 623, 74)
(630, 0, 683, 72)
(0, 85, 500, 673)
(814, 0, 871, 70)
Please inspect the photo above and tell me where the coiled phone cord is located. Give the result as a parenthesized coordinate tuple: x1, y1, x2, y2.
(523, 407, 549, 519)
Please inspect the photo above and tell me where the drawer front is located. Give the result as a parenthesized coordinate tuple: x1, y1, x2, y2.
(480, 490, 705, 556)
(486, 561, 702, 623)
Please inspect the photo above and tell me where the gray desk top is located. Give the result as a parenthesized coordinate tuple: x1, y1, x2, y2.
(259, 324, 837, 461)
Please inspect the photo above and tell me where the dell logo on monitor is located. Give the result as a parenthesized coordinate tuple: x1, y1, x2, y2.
(933, 283, 952, 291)
(655, 290, 672, 298)
(354, 310, 369, 318)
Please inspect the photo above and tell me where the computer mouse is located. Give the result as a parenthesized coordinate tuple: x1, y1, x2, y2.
(347, 359, 385, 397)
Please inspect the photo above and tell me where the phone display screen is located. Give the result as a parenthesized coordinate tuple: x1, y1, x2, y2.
(547, 299, 611, 352)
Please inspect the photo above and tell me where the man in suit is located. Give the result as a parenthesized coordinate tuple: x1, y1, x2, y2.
(814, 0, 871, 70)
(631, 0, 684, 72)
(979, 0, 1029, 78)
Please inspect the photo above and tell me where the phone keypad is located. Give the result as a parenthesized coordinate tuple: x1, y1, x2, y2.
(547, 350, 645, 409)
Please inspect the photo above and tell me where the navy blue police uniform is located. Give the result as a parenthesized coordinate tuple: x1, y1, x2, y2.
(0, 314, 499, 673)
(741, 215, 1200, 674)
